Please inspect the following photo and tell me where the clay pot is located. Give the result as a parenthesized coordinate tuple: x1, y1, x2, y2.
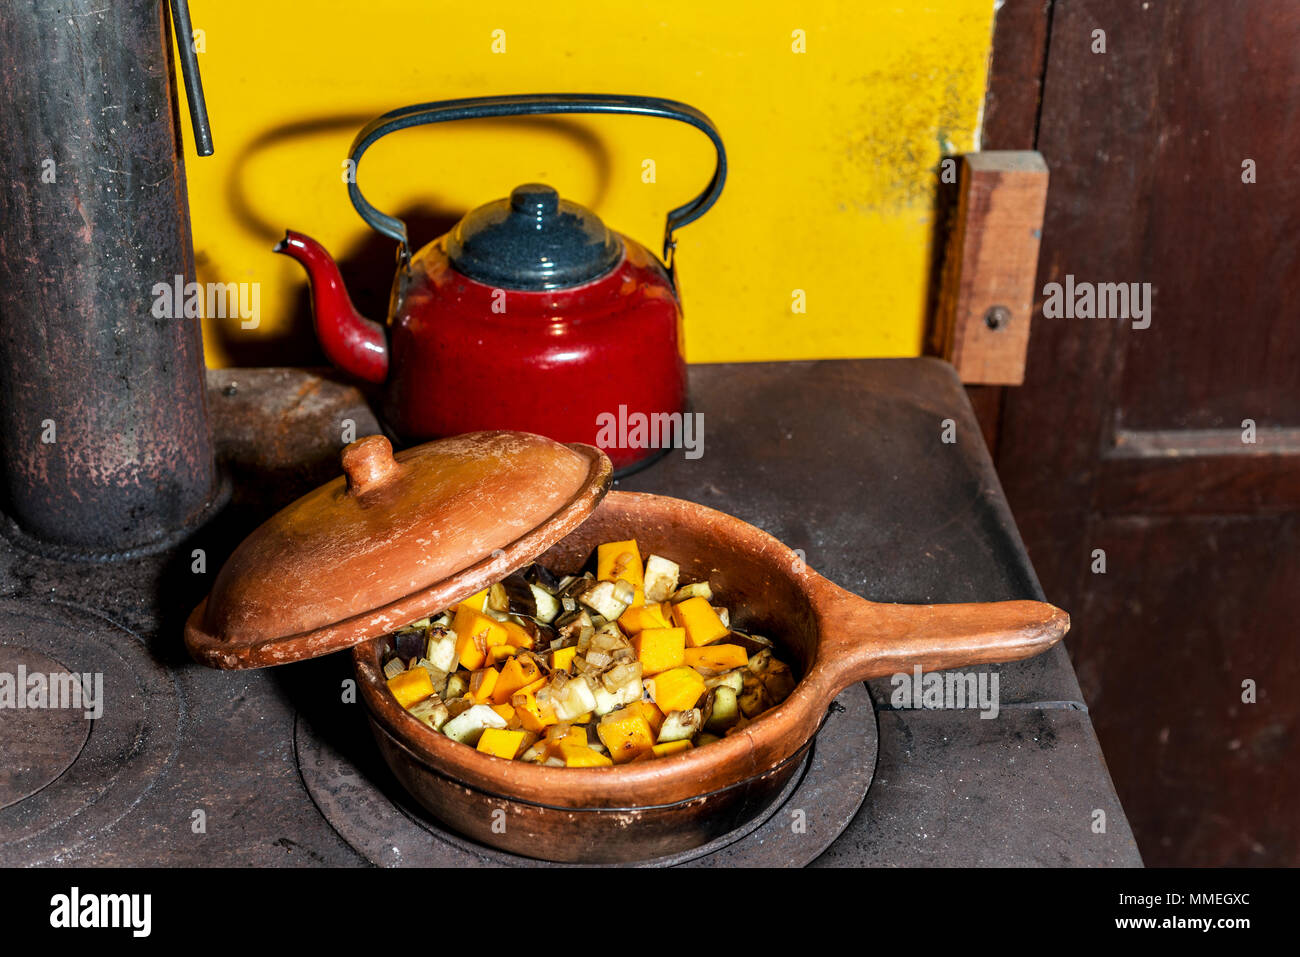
(353, 490, 1068, 863)
(186, 432, 1067, 863)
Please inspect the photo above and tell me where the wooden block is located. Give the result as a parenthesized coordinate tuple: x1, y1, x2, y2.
(935, 151, 1049, 385)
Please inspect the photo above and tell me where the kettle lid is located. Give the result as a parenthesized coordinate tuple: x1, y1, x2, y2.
(446, 183, 622, 290)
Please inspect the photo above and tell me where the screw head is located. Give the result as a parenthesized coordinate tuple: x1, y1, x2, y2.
(984, 305, 1012, 330)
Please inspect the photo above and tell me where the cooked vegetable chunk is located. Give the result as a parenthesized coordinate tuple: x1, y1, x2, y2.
(632, 627, 687, 676)
(559, 742, 614, 767)
(658, 708, 703, 742)
(387, 667, 433, 708)
(477, 727, 526, 759)
(683, 643, 749, 672)
(618, 601, 672, 635)
(381, 545, 797, 765)
(492, 655, 542, 704)
(596, 539, 644, 591)
(442, 704, 507, 745)
(670, 596, 730, 647)
(452, 606, 510, 670)
(642, 555, 680, 602)
(596, 708, 656, 763)
(646, 666, 707, 714)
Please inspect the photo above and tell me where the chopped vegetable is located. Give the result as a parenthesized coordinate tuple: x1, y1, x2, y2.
(632, 627, 686, 676)
(658, 708, 703, 742)
(492, 655, 542, 704)
(468, 667, 499, 704)
(379, 539, 797, 766)
(409, 694, 450, 730)
(670, 581, 713, 604)
(442, 704, 507, 745)
(683, 644, 749, 673)
(642, 554, 680, 602)
(461, 588, 490, 612)
(671, 596, 730, 647)
(705, 686, 740, 732)
(451, 605, 509, 670)
(596, 708, 657, 763)
(476, 727, 526, 759)
(596, 540, 644, 591)
(386, 667, 433, 708)
(559, 742, 614, 767)
(646, 666, 707, 714)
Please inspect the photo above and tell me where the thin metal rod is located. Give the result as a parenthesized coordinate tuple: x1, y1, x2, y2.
(169, 0, 213, 155)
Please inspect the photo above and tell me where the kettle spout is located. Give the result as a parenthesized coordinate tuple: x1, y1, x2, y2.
(274, 230, 388, 383)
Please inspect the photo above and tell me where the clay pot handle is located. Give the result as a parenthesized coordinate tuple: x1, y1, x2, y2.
(809, 577, 1069, 693)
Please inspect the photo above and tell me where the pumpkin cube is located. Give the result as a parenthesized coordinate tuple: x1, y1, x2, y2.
(550, 645, 578, 673)
(386, 667, 434, 709)
(490, 702, 517, 725)
(452, 605, 510, 670)
(461, 588, 489, 612)
(492, 655, 542, 704)
(469, 667, 500, 704)
(684, 644, 750, 672)
(671, 596, 729, 647)
(597, 539, 644, 590)
(517, 675, 548, 697)
(476, 727, 525, 760)
(632, 627, 686, 676)
(618, 601, 672, 635)
(501, 619, 536, 649)
(559, 742, 613, 767)
(651, 739, 693, 758)
(486, 644, 519, 664)
(627, 699, 665, 738)
(596, 709, 656, 763)
(512, 690, 559, 733)
(646, 666, 707, 714)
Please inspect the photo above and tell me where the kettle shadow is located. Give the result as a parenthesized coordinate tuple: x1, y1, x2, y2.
(213, 113, 615, 368)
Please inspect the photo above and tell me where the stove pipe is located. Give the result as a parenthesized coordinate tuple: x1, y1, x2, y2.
(0, 0, 219, 556)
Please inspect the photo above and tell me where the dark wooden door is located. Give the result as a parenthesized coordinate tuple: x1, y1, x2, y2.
(982, 0, 1300, 865)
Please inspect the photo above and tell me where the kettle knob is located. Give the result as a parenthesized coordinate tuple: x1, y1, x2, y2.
(511, 183, 560, 218)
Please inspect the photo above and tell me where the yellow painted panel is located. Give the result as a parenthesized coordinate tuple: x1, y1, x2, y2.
(181, 0, 994, 367)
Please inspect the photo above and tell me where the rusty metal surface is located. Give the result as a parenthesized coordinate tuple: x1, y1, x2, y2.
(207, 367, 382, 507)
(0, 0, 218, 554)
(0, 359, 1138, 865)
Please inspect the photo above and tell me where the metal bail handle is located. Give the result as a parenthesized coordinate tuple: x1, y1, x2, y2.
(345, 93, 727, 265)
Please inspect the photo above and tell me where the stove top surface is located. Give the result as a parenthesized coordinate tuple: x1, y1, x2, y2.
(0, 362, 1142, 867)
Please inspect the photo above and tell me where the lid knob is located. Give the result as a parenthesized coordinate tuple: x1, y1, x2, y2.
(342, 435, 400, 495)
(510, 183, 560, 219)
(445, 182, 622, 290)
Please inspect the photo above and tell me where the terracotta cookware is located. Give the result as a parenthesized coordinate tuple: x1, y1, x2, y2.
(186, 431, 1069, 863)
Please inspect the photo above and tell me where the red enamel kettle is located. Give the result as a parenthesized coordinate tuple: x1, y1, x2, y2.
(276, 94, 726, 472)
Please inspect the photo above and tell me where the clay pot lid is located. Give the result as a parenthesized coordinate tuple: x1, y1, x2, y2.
(185, 431, 612, 669)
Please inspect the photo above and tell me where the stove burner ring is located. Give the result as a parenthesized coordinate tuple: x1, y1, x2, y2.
(0, 600, 179, 864)
(297, 682, 876, 867)
(0, 645, 92, 810)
